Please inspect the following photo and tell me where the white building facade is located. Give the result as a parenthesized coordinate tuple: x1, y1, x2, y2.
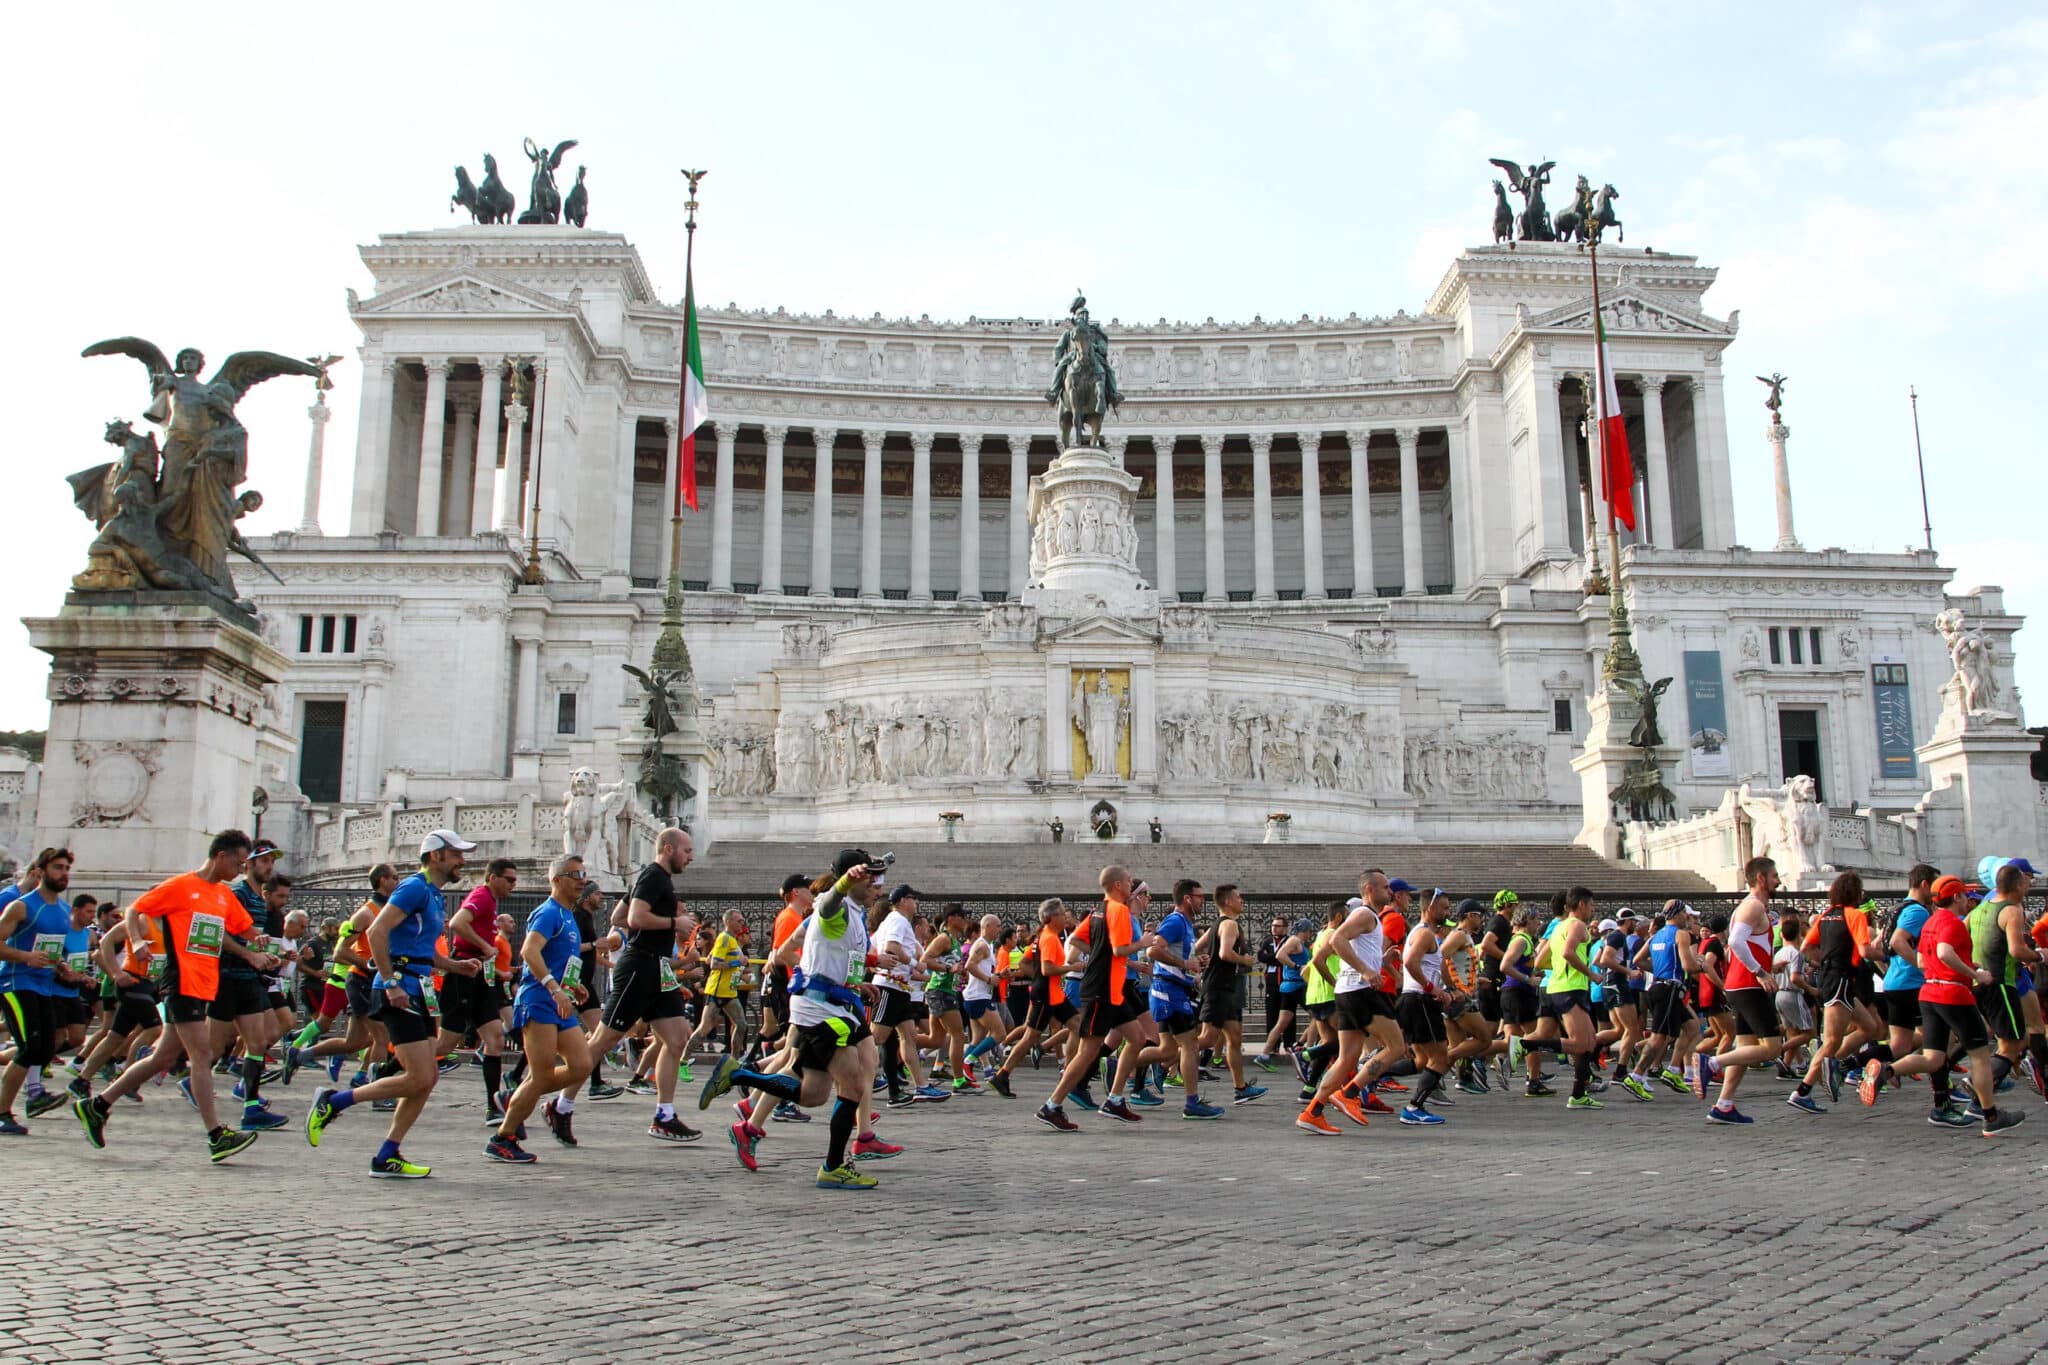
(243, 225, 2024, 865)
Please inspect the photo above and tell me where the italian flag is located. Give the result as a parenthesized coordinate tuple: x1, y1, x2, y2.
(1594, 311, 1637, 532)
(676, 269, 707, 513)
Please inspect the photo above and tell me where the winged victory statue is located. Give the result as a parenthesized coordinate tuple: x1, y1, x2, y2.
(1488, 157, 1557, 242)
(70, 338, 318, 614)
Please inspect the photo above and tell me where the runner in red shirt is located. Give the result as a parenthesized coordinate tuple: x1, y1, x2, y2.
(1884, 876, 2025, 1135)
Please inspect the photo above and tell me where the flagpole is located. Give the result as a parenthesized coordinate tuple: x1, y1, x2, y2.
(1589, 232, 1642, 682)
(1909, 386, 1933, 552)
(520, 357, 547, 586)
(652, 170, 707, 677)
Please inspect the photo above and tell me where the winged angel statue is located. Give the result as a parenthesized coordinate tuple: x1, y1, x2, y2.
(70, 339, 318, 614)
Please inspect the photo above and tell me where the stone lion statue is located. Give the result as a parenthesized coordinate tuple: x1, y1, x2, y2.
(1738, 774, 1827, 890)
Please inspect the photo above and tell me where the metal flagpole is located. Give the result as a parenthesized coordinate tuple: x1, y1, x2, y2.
(1909, 386, 1933, 553)
(1588, 233, 1642, 682)
(520, 357, 547, 585)
(652, 170, 707, 676)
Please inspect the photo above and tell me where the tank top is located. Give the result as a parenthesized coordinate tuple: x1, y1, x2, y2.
(1724, 915, 1773, 991)
(1280, 943, 1308, 990)
(1303, 930, 1340, 1007)
(1544, 920, 1589, 994)
(1333, 912, 1385, 994)
(1201, 920, 1244, 1000)
(962, 939, 994, 1001)
(1968, 901, 2015, 987)
(1506, 931, 1537, 987)
(1648, 925, 1683, 982)
(1401, 926, 1442, 994)
(928, 936, 964, 994)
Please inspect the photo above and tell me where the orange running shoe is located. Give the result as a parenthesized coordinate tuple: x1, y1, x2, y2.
(1335, 1092, 1373, 1128)
(1295, 1106, 1341, 1136)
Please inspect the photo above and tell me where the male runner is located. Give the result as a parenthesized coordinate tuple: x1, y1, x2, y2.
(0, 849, 80, 1131)
(220, 839, 285, 1127)
(1636, 901, 1702, 1094)
(1393, 888, 1455, 1124)
(1137, 879, 1223, 1119)
(871, 885, 944, 1107)
(1297, 873, 1404, 1135)
(1197, 884, 1265, 1104)
(487, 855, 594, 1162)
(1864, 865, 1937, 1105)
(1538, 886, 1606, 1111)
(1696, 857, 1786, 1124)
(1037, 866, 1160, 1130)
(73, 831, 270, 1162)
(990, 899, 1074, 1098)
(439, 857, 516, 1118)
(1886, 875, 2025, 1135)
(1968, 860, 2042, 1093)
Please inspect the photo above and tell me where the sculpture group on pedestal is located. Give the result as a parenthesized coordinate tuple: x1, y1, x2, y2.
(68, 339, 320, 617)
(1934, 608, 2007, 724)
(562, 766, 630, 887)
(1486, 160, 1622, 247)
(451, 137, 588, 227)
(1046, 295, 1120, 449)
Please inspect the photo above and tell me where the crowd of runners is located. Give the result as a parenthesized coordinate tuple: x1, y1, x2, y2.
(4, 828, 2043, 1188)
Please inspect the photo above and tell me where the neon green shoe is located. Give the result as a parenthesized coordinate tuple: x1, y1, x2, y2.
(815, 1162, 878, 1191)
(1620, 1076, 1655, 1102)
(369, 1153, 432, 1178)
(1565, 1095, 1604, 1110)
(677, 1061, 696, 1084)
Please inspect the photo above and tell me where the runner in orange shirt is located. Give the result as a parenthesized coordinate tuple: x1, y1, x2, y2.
(1036, 866, 1161, 1131)
(74, 830, 277, 1163)
(991, 899, 1073, 1098)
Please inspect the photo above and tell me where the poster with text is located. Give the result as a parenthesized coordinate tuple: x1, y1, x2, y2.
(1684, 650, 1732, 779)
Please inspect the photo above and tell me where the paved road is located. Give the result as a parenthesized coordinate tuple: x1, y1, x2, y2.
(6, 1061, 2045, 1364)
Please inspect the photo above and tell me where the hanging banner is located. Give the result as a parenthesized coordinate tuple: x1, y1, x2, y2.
(1871, 660, 1917, 779)
(1683, 650, 1732, 779)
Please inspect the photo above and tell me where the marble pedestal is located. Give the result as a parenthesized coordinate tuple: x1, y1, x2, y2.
(1571, 684, 1682, 859)
(1915, 699, 2038, 867)
(26, 598, 291, 890)
(1022, 446, 1158, 618)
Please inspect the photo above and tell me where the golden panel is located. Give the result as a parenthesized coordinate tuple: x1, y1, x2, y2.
(1069, 667, 1133, 779)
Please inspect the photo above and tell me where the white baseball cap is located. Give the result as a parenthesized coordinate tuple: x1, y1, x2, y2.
(1597, 918, 1620, 932)
(419, 828, 477, 855)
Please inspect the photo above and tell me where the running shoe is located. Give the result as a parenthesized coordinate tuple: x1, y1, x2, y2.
(240, 1107, 289, 1132)
(1101, 1096, 1142, 1124)
(1455, 1073, 1489, 1096)
(326, 1054, 345, 1084)
(1295, 1107, 1341, 1135)
(1298, 1085, 1315, 1103)
(280, 1047, 304, 1087)
(1525, 1080, 1556, 1097)
(1824, 1060, 1843, 1105)
(1859, 1063, 1886, 1107)
(207, 1128, 258, 1163)
(73, 1096, 108, 1148)
(1233, 1084, 1267, 1105)
(1656, 1068, 1688, 1094)
(952, 1075, 981, 1094)
(771, 1102, 810, 1123)
(1787, 1093, 1826, 1115)
(1128, 1087, 1164, 1107)
(815, 1163, 878, 1190)
(1565, 1095, 1604, 1111)
(1962, 1099, 1987, 1121)
(178, 1076, 198, 1110)
(1981, 1109, 2026, 1136)
(2028, 1057, 2048, 1102)
(989, 1073, 1015, 1099)
(1067, 1088, 1098, 1112)
(1035, 1104, 1079, 1132)
(371, 1097, 397, 1112)
(484, 1134, 537, 1164)
(437, 1057, 462, 1075)
(24, 1091, 67, 1119)
(1164, 1072, 1184, 1088)
(625, 1078, 656, 1096)
(1620, 1076, 1655, 1102)
(348, 1070, 369, 1089)
(1362, 1093, 1395, 1115)
(1183, 1099, 1225, 1120)
(1705, 1104, 1752, 1125)
(1928, 1105, 1974, 1128)
(676, 1061, 695, 1084)
(544, 1100, 577, 1147)
(1292, 1050, 1314, 1085)
(1690, 1059, 1713, 1101)
(852, 1133, 904, 1160)
(1399, 1105, 1446, 1125)
(0, 1113, 26, 1136)
(912, 1085, 950, 1103)
(1251, 1053, 1279, 1073)
(369, 1153, 431, 1178)
(1377, 1078, 1407, 1093)
(886, 1092, 918, 1110)
(698, 1055, 741, 1110)
(305, 1088, 339, 1146)
(649, 1115, 703, 1143)
(729, 1122, 762, 1171)
(1496, 1055, 1514, 1089)
(587, 1081, 624, 1101)
(1334, 1092, 1372, 1128)
(1993, 1072, 2016, 1095)
(1422, 1092, 1454, 1107)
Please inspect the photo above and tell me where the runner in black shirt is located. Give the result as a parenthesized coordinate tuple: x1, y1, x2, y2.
(581, 828, 701, 1142)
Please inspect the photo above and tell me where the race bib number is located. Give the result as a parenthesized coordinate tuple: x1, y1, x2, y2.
(563, 958, 583, 990)
(484, 961, 498, 985)
(186, 915, 226, 959)
(421, 978, 439, 1013)
(68, 951, 91, 975)
(658, 959, 680, 992)
(147, 956, 167, 982)
(31, 933, 65, 962)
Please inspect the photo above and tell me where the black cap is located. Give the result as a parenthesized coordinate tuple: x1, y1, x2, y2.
(888, 884, 924, 904)
(781, 873, 810, 896)
(831, 848, 874, 878)
(1456, 897, 1485, 917)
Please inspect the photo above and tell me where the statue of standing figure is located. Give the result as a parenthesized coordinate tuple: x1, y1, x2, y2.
(1488, 158, 1556, 241)
(1070, 669, 1130, 778)
(519, 137, 579, 224)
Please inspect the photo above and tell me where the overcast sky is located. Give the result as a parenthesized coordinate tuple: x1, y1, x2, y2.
(3, 2, 2041, 729)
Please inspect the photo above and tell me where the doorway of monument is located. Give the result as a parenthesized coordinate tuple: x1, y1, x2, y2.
(299, 698, 347, 805)
(1778, 706, 1823, 803)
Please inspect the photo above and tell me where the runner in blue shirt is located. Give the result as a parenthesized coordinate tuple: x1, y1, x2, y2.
(0, 849, 77, 1133)
(488, 854, 596, 1162)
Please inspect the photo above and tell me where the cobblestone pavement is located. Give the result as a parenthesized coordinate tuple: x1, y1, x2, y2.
(6, 1060, 2046, 1364)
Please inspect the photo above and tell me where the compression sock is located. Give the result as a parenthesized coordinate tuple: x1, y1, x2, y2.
(735, 1068, 801, 1104)
(241, 1054, 264, 1105)
(826, 1096, 858, 1168)
(1572, 1051, 1593, 1099)
(881, 1036, 905, 1100)
(1385, 1058, 1419, 1079)
(375, 1139, 400, 1163)
(1410, 1067, 1444, 1108)
(1992, 1055, 2013, 1086)
(327, 1088, 356, 1112)
(481, 1054, 504, 1108)
(292, 1021, 321, 1049)
(505, 1053, 528, 1090)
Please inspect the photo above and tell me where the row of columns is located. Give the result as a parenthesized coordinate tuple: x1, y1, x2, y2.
(1553, 371, 1691, 549)
(353, 356, 538, 539)
(682, 424, 1451, 602)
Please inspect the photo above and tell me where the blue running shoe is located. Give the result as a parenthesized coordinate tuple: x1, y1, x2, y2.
(327, 1055, 345, 1084)
(1706, 1105, 1753, 1124)
(1182, 1099, 1225, 1120)
(240, 1106, 289, 1132)
(1068, 1088, 1098, 1112)
(178, 1077, 198, 1110)
(1398, 1106, 1446, 1125)
(1787, 1093, 1825, 1115)
(912, 1085, 950, 1103)
(1128, 1087, 1164, 1107)
(1233, 1084, 1267, 1105)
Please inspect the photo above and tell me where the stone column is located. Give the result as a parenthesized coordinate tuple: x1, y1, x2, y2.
(809, 428, 836, 597)
(658, 417, 680, 574)
(495, 396, 528, 533)
(1299, 432, 1325, 601)
(1201, 434, 1226, 602)
(1768, 417, 1801, 550)
(1640, 377, 1673, 548)
(1249, 432, 1276, 603)
(1346, 428, 1375, 597)
(1153, 437, 1177, 601)
(1533, 368, 1572, 557)
(349, 356, 397, 534)
(1696, 369, 1735, 550)
(959, 434, 982, 602)
(298, 398, 330, 534)
(859, 429, 884, 600)
(709, 422, 738, 591)
(1008, 437, 1029, 596)
(512, 634, 541, 752)
(413, 358, 449, 536)
(1397, 426, 1424, 594)
(448, 400, 477, 536)
(759, 424, 787, 593)
(909, 431, 934, 602)
(1444, 416, 1473, 590)
(471, 358, 503, 535)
